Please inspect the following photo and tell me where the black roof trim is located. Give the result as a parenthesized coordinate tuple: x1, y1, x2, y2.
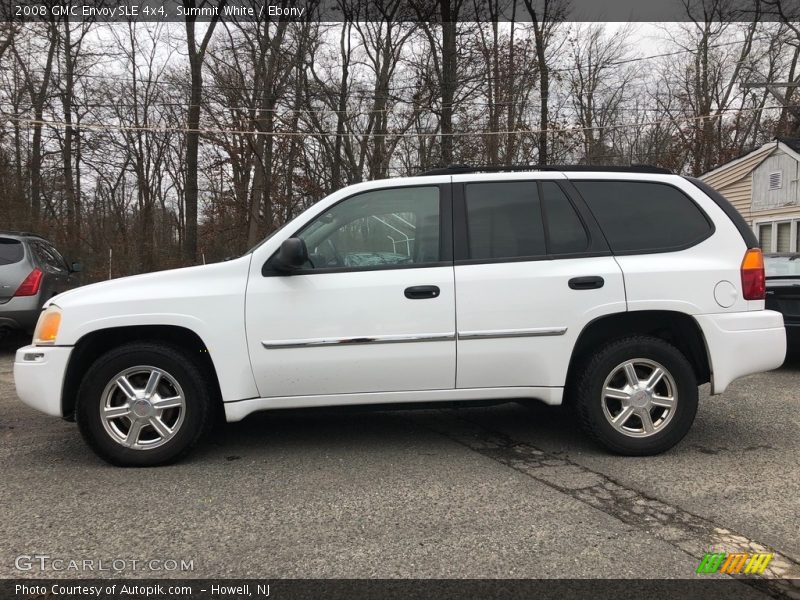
(419, 164, 673, 176)
(0, 230, 45, 238)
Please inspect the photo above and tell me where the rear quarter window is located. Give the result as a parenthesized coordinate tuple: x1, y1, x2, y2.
(0, 238, 24, 265)
(573, 181, 713, 253)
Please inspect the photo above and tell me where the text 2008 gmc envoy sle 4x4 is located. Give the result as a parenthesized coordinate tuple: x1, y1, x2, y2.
(14, 166, 787, 466)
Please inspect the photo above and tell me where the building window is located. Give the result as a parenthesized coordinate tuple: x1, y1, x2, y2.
(756, 219, 800, 253)
(758, 223, 773, 251)
(769, 171, 783, 191)
(777, 222, 792, 252)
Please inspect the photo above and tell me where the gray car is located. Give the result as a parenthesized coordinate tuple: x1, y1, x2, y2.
(0, 231, 81, 340)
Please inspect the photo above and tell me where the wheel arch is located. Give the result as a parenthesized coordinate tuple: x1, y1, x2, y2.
(61, 325, 223, 421)
(567, 311, 711, 394)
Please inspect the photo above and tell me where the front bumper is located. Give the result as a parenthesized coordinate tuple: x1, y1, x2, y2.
(13, 345, 73, 417)
(695, 310, 786, 394)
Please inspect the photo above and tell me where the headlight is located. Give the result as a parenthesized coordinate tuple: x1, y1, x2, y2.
(33, 305, 62, 345)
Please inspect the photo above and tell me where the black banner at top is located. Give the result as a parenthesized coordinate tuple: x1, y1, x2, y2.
(0, 0, 787, 23)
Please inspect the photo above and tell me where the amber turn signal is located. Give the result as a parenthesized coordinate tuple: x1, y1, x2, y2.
(33, 309, 61, 345)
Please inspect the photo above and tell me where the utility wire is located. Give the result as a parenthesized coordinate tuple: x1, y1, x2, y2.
(5, 33, 777, 98)
(1, 104, 792, 138)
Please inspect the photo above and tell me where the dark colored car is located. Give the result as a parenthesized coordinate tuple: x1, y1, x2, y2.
(0, 231, 81, 340)
(764, 253, 800, 351)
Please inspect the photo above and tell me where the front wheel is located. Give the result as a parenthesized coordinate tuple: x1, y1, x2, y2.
(76, 342, 214, 467)
(572, 336, 699, 456)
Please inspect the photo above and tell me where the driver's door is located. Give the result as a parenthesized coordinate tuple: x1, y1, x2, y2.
(245, 184, 456, 399)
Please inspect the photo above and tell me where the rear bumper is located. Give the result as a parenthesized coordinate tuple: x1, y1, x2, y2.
(13, 345, 72, 417)
(695, 310, 786, 394)
(0, 295, 43, 332)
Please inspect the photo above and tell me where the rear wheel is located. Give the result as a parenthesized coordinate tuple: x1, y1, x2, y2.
(76, 342, 214, 467)
(572, 336, 698, 455)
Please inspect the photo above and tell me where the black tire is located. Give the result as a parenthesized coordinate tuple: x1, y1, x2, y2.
(76, 342, 215, 467)
(572, 335, 698, 456)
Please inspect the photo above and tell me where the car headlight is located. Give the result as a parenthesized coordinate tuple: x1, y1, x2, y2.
(33, 305, 62, 345)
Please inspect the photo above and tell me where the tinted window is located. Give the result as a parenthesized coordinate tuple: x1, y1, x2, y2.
(574, 181, 711, 253)
(297, 186, 440, 270)
(31, 241, 67, 272)
(542, 182, 588, 254)
(465, 182, 545, 259)
(0, 238, 24, 265)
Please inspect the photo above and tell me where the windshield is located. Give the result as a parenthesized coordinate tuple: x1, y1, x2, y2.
(764, 254, 800, 277)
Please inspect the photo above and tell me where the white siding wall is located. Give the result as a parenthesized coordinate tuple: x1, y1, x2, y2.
(752, 151, 800, 210)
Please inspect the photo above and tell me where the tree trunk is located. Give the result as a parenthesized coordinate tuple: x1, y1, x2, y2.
(183, 1, 223, 264)
(440, 8, 456, 165)
(61, 20, 78, 258)
(25, 22, 58, 225)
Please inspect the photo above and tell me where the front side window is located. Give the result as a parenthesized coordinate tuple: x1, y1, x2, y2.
(296, 186, 440, 270)
(574, 181, 712, 253)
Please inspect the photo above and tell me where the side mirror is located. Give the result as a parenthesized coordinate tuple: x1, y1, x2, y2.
(69, 261, 83, 273)
(272, 238, 308, 273)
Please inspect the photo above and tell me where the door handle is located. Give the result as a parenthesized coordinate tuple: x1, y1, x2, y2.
(568, 276, 604, 290)
(404, 285, 440, 299)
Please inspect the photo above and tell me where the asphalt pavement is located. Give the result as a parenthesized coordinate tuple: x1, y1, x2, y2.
(1, 331, 798, 596)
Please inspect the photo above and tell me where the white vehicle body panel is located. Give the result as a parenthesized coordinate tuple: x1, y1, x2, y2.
(454, 257, 626, 388)
(30, 256, 260, 403)
(245, 266, 456, 397)
(13, 345, 72, 416)
(696, 310, 786, 393)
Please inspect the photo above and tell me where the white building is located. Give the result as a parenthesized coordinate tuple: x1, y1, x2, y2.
(701, 138, 800, 253)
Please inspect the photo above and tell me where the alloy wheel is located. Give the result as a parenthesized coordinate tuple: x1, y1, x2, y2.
(99, 366, 186, 450)
(600, 358, 678, 438)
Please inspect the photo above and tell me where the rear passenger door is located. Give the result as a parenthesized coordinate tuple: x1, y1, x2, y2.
(452, 173, 627, 391)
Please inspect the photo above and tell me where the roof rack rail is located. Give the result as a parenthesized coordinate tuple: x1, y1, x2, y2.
(419, 164, 672, 176)
(0, 230, 44, 238)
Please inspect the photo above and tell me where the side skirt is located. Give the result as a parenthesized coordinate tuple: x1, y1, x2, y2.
(223, 386, 563, 422)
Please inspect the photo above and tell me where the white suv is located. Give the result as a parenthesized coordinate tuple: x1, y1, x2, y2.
(14, 166, 786, 466)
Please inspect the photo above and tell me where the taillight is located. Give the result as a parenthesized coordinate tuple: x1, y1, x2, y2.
(14, 268, 43, 297)
(741, 248, 766, 300)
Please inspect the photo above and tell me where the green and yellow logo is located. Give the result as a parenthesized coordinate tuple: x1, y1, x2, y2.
(696, 552, 773, 575)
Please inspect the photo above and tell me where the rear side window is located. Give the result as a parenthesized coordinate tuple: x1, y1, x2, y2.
(31, 241, 67, 272)
(542, 182, 589, 254)
(465, 182, 545, 260)
(0, 238, 24, 265)
(574, 181, 712, 253)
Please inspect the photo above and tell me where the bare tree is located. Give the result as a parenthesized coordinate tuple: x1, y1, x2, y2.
(183, 0, 224, 263)
(522, 0, 566, 165)
(13, 19, 59, 224)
